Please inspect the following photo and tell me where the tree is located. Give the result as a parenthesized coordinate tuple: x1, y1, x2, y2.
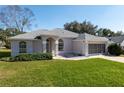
(0, 5, 35, 32)
(115, 31, 124, 36)
(96, 28, 124, 37)
(80, 20, 98, 35)
(64, 21, 81, 33)
(96, 28, 115, 37)
(64, 20, 124, 36)
(0, 28, 25, 48)
(5, 28, 25, 36)
(0, 29, 7, 48)
(64, 20, 98, 35)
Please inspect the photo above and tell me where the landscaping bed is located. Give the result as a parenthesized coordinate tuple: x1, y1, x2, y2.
(0, 48, 52, 62)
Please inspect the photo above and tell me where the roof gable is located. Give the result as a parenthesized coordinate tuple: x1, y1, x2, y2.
(74, 33, 108, 41)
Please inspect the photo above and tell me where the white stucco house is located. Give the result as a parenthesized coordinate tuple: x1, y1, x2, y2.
(10, 28, 110, 57)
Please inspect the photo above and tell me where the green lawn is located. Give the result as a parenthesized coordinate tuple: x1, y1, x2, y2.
(0, 58, 124, 86)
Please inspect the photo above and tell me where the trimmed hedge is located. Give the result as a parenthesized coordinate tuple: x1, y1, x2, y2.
(0, 50, 11, 58)
(31, 53, 53, 60)
(10, 54, 33, 61)
(108, 44, 122, 56)
(10, 52, 53, 61)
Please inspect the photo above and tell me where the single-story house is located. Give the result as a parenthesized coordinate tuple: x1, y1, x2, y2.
(10, 28, 110, 57)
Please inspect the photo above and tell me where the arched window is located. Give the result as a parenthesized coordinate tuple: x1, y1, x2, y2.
(58, 39, 64, 51)
(19, 41, 27, 53)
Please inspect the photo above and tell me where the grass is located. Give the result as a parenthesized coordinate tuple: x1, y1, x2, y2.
(0, 58, 124, 86)
(0, 48, 124, 87)
(0, 48, 11, 58)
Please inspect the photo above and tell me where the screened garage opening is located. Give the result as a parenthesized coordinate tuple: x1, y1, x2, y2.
(88, 44, 105, 54)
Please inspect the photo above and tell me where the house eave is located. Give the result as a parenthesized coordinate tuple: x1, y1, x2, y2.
(9, 38, 36, 41)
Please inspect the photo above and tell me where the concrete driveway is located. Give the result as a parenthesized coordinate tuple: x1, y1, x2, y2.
(54, 55, 124, 63)
(99, 55, 124, 63)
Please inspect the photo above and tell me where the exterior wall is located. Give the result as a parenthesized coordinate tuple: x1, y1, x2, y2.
(11, 37, 109, 57)
(11, 40, 33, 56)
(11, 40, 19, 56)
(33, 40, 42, 52)
(72, 40, 86, 55)
(63, 38, 73, 51)
(27, 40, 33, 53)
(58, 38, 73, 54)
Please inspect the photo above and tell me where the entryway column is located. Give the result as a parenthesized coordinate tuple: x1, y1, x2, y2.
(85, 41, 88, 56)
(42, 37, 47, 53)
(55, 39, 59, 56)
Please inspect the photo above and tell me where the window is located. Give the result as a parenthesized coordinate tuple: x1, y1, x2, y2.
(19, 41, 27, 53)
(58, 39, 64, 51)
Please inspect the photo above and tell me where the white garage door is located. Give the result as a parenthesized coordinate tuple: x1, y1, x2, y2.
(88, 44, 105, 54)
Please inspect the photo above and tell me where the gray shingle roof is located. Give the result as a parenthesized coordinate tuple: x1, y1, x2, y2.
(10, 28, 109, 42)
(107, 36, 124, 43)
(50, 28, 79, 38)
(74, 33, 108, 41)
(10, 28, 79, 40)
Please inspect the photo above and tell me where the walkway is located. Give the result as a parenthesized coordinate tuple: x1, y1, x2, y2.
(53, 55, 124, 63)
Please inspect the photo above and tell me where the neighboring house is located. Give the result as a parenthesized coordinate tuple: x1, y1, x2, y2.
(107, 36, 124, 50)
(10, 28, 109, 57)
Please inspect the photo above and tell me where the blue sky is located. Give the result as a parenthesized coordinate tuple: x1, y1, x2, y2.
(9, 6, 124, 32)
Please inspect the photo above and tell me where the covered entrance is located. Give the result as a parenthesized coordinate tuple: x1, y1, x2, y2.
(42, 36, 59, 56)
(46, 38, 55, 53)
(88, 44, 105, 54)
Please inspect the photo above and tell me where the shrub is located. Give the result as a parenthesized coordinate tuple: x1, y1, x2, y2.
(31, 53, 53, 60)
(0, 49, 11, 58)
(108, 44, 122, 56)
(11, 53, 33, 61)
(10, 52, 53, 61)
